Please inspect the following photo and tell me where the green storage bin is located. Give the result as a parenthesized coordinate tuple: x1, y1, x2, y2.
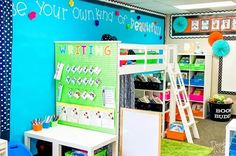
(190, 64, 205, 71)
(65, 151, 73, 156)
(178, 63, 189, 70)
(95, 149, 107, 156)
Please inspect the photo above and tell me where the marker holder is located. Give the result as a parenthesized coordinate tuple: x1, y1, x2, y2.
(43, 122, 51, 129)
(51, 121, 58, 127)
(33, 124, 42, 131)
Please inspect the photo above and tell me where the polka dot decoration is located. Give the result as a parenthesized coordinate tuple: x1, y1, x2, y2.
(0, 0, 12, 140)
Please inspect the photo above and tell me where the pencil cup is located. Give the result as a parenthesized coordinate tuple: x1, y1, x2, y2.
(33, 124, 42, 131)
(51, 121, 58, 127)
(43, 122, 51, 129)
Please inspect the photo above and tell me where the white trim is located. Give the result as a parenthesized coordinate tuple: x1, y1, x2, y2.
(97, 0, 166, 17)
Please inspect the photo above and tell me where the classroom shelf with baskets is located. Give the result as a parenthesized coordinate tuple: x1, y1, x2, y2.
(177, 53, 212, 119)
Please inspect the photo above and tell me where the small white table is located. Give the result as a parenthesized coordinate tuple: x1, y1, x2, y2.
(24, 125, 117, 156)
(225, 119, 236, 156)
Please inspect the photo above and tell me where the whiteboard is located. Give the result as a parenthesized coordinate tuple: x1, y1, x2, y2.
(120, 108, 161, 156)
(219, 41, 236, 94)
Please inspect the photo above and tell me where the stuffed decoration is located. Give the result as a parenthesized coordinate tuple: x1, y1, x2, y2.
(101, 34, 112, 41)
(212, 40, 230, 57)
(173, 16, 188, 33)
(28, 11, 37, 20)
(224, 98, 233, 104)
(101, 34, 118, 41)
(208, 32, 223, 46)
(111, 36, 117, 41)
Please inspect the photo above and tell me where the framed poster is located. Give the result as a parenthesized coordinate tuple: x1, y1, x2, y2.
(221, 18, 231, 31)
(201, 19, 210, 31)
(211, 18, 221, 31)
(231, 18, 236, 30)
(191, 19, 199, 31)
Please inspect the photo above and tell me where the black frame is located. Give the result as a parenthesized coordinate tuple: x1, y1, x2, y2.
(170, 10, 236, 39)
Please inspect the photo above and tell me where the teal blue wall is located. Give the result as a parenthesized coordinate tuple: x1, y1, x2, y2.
(11, 0, 165, 141)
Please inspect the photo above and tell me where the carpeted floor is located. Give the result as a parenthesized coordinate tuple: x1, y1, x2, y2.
(162, 139, 213, 156)
(193, 119, 230, 156)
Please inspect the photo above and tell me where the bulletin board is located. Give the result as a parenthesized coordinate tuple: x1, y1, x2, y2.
(218, 41, 236, 95)
(120, 108, 161, 156)
(55, 41, 119, 134)
(170, 10, 236, 39)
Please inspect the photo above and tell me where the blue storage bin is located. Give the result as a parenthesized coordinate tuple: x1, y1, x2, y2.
(177, 79, 189, 86)
(8, 142, 33, 156)
(232, 137, 236, 143)
(230, 149, 236, 156)
(190, 75, 204, 86)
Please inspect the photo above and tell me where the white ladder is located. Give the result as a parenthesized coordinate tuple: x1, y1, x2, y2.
(168, 63, 200, 143)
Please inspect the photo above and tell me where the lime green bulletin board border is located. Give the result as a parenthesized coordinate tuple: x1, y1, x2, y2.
(55, 41, 119, 134)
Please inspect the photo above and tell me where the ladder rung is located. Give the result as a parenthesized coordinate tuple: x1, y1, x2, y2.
(174, 72, 180, 75)
(182, 105, 190, 109)
(176, 88, 184, 93)
(187, 121, 195, 127)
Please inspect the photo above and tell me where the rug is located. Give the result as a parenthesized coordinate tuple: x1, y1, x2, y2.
(161, 139, 213, 156)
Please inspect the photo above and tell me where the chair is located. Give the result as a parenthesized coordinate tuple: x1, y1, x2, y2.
(8, 142, 33, 156)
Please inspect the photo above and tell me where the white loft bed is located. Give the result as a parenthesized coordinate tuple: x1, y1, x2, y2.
(118, 43, 177, 136)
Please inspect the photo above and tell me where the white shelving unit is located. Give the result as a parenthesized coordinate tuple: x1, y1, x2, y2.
(134, 70, 172, 138)
(177, 53, 212, 119)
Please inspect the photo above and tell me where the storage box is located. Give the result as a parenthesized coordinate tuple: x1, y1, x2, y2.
(134, 81, 163, 90)
(177, 78, 189, 86)
(95, 149, 107, 156)
(189, 94, 204, 102)
(190, 64, 205, 71)
(166, 129, 186, 141)
(159, 91, 170, 101)
(190, 79, 204, 86)
(135, 101, 169, 112)
(192, 110, 203, 117)
(178, 63, 189, 70)
(65, 151, 72, 156)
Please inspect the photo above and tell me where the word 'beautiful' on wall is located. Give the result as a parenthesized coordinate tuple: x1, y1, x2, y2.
(60, 44, 112, 56)
(13, 0, 162, 36)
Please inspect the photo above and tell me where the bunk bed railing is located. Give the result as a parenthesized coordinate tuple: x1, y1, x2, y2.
(118, 44, 176, 75)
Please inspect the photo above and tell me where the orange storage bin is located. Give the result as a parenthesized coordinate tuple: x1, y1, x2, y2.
(192, 110, 203, 117)
(166, 129, 186, 141)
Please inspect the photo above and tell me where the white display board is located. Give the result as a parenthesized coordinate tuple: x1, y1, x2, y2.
(219, 41, 236, 94)
(120, 108, 161, 156)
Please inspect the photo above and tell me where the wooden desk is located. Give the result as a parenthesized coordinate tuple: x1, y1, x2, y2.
(24, 125, 117, 156)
